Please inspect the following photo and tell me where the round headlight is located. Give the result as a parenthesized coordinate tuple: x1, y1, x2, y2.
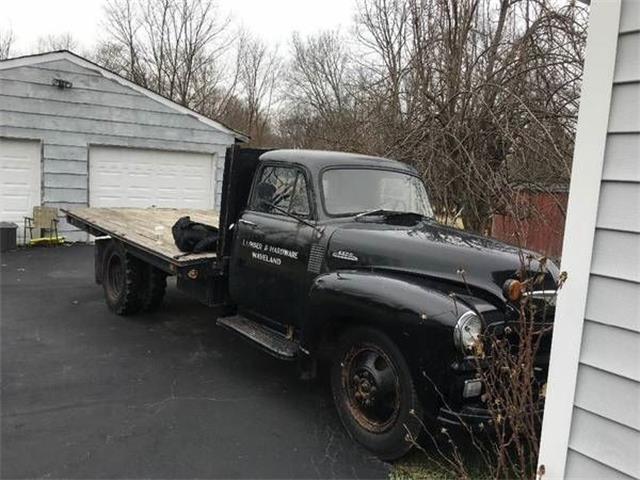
(453, 311, 483, 353)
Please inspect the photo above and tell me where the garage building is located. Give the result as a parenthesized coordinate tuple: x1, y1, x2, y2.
(0, 50, 247, 242)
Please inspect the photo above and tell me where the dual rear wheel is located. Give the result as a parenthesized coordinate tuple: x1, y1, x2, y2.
(103, 241, 167, 315)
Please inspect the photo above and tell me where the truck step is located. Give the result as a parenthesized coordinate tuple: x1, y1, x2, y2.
(216, 315, 299, 360)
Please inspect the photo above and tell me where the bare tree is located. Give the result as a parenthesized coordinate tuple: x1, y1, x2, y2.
(356, 0, 586, 232)
(36, 33, 79, 52)
(99, 0, 146, 85)
(235, 32, 281, 143)
(280, 30, 364, 150)
(278, 0, 586, 235)
(355, 0, 410, 145)
(94, 0, 586, 218)
(0, 29, 15, 60)
(97, 0, 235, 109)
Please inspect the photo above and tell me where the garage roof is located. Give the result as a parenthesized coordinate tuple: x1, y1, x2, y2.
(0, 50, 249, 143)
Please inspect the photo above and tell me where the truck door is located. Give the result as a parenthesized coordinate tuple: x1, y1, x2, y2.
(229, 163, 315, 327)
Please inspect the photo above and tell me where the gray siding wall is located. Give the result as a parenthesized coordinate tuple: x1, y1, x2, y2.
(0, 58, 232, 241)
(565, 1, 640, 477)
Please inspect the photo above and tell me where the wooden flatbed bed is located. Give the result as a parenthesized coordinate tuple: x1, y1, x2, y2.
(64, 208, 220, 267)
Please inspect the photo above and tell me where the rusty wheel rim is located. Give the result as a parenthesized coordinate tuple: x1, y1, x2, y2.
(341, 343, 401, 433)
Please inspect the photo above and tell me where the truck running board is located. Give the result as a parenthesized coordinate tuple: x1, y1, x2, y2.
(216, 315, 299, 360)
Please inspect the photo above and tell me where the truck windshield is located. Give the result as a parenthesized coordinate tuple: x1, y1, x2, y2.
(322, 168, 434, 217)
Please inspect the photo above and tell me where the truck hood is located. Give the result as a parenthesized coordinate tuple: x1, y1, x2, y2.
(326, 219, 558, 303)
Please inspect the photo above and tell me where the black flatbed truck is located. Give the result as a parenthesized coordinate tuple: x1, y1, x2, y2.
(66, 146, 558, 460)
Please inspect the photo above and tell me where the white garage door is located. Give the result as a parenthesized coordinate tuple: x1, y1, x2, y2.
(90, 146, 216, 208)
(0, 138, 41, 237)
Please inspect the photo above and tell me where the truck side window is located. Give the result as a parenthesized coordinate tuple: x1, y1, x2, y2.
(251, 166, 310, 217)
(289, 172, 310, 216)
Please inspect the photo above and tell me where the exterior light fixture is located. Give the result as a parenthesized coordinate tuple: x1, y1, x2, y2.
(52, 78, 73, 89)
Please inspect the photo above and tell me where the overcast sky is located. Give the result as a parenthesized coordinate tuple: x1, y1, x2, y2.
(1, 0, 358, 56)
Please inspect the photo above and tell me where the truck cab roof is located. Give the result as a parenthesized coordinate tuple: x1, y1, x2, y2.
(259, 149, 417, 175)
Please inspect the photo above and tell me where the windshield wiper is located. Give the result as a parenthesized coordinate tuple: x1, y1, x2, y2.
(354, 209, 425, 221)
(354, 208, 389, 220)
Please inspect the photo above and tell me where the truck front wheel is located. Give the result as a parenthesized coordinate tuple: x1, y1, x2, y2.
(103, 241, 144, 315)
(331, 327, 423, 460)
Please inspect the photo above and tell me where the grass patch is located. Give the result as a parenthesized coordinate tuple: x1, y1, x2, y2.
(391, 449, 453, 480)
(391, 443, 491, 480)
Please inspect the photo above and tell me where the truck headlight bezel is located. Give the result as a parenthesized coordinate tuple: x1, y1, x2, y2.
(453, 311, 483, 353)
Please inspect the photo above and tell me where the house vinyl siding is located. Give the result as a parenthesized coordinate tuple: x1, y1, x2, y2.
(3, 109, 226, 145)
(565, 449, 636, 480)
(579, 321, 639, 381)
(568, 408, 639, 478)
(602, 134, 640, 182)
(618, 0, 640, 33)
(565, 0, 640, 474)
(574, 364, 640, 430)
(608, 84, 640, 133)
(590, 230, 639, 282)
(539, 1, 640, 478)
(613, 33, 640, 83)
(44, 159, 87, 175)
(0, 55, 237, 240)
(585, 275, 640, 332)
(596, 181, 640, 232)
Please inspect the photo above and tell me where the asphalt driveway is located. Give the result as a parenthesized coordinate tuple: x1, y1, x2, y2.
(1, 245, 388, 479)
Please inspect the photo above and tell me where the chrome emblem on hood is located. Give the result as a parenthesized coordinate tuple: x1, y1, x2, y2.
(331, 250, 359, 262)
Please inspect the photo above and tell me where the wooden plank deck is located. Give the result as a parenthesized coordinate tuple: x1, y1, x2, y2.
(65, 208, 220, 265)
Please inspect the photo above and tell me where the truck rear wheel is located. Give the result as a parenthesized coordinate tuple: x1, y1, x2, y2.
(331, 327, 423, 460)
(102, 241, 144, 315)
(140, 264, 167, 312)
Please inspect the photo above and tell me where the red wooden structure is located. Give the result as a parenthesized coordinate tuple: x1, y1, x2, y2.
(491, 190, 568, 260)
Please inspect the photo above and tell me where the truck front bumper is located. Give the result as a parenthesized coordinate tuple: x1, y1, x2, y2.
(436, 400, 545, 432)
(437, 405, 492, 430)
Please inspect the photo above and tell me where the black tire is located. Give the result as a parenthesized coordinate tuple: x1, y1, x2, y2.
(140, 264, 167, 312)
(331, 327, 423, 461)
(102, 241, 145, 315)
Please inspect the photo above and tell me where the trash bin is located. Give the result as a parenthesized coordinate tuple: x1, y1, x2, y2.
(0, 222, 18, 252)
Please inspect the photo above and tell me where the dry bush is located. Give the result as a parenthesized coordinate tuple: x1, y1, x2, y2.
(403, 255, 564, 480)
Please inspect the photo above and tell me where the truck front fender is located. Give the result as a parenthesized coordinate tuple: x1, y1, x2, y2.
(303, 270, 469, 358)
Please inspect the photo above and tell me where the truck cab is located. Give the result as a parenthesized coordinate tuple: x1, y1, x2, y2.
(67, 147, 558, 460)
(228, 150, 430, 331)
